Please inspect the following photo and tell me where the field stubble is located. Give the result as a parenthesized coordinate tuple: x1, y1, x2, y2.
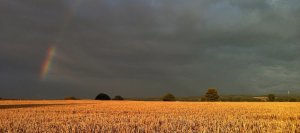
(0, 100, 299, 133)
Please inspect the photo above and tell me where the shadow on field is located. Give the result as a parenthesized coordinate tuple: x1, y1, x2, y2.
(0, 104, 73, 109)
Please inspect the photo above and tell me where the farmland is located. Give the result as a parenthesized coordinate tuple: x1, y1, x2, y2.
(0, 100, 299, 132)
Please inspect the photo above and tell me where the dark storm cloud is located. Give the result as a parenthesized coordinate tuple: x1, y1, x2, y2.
(1, 0, 300, 99)
(0, 0, 68, 75)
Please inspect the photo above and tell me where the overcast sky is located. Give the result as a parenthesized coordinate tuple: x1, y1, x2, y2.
(1, 0, 300, 99)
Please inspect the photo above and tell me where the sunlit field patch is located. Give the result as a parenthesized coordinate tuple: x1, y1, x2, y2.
(0, 101, 299, 132)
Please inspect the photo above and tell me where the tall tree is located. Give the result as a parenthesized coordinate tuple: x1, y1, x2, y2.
(268, 94, 275, 101)
(163, 93, 176, 101)
(205, 88, 219, 101)
(95, 93, 111, 100)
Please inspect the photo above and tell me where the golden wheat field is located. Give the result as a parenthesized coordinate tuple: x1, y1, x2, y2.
(0, 100, 299, 133)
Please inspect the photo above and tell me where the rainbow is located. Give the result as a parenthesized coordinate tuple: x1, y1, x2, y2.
(40, 46, 56, 80)
(39, 1, 82, 80)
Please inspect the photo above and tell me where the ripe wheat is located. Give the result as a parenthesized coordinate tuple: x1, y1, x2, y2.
(0, 100, 299, 133)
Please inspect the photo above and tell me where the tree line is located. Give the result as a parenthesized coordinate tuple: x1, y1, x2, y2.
(62, 88, 299, 102)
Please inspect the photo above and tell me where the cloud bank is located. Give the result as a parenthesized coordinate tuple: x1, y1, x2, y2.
(1, 0, 300, 98)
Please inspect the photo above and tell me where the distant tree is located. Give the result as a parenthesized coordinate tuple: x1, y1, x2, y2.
(64, 96, 78, 100)
(205, 88, 220, 101)
(289, 98, 297, 102)
(113, 95, 124, 100)
(200, 97, 206, 101)
(267, 94, 275, 101)
(163, 93, 176, 101)
(276, 97, 285, 102)
(95, 93, 111, 100)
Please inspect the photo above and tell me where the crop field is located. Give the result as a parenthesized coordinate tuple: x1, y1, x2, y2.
(0, 100, 299, 133)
